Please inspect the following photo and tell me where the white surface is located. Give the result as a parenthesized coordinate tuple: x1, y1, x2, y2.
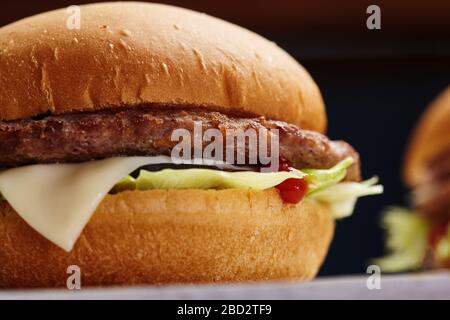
(1, 272, 449, 300)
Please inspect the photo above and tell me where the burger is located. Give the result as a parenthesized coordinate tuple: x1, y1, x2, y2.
(377, 86, 450, 271)
(0, 2, 382, 287)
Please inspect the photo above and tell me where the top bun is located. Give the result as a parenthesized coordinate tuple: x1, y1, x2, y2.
(0, 2, 326, 132)
(404, 86, 450, 187)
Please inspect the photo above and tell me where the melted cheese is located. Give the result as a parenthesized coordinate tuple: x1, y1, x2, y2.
(0, 156, 177, 251)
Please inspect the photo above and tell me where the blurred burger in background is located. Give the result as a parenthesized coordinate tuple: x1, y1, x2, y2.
(377, 86, 450, 271)
(0, 2, 382, 287)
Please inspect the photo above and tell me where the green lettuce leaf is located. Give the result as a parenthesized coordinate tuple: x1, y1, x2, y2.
(112, 158, 382, 220)
(302, 157, 354, 195)
(112, 158, 355, 193)
(310, 176, 383, 219)
(1, 157, 382, 221)
(436, 226, 450, 262)
(373, 207, 430, 272)
(112, 168, 306, 192)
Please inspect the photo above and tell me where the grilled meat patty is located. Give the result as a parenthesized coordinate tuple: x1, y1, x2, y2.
(0, 106, 361, 181)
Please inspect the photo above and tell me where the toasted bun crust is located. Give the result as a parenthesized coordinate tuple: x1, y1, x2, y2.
(0, 188, 334, 288)
(0, 2, 326, 132)
(404, 86, 450, 187)
(434, 253, 450, 269)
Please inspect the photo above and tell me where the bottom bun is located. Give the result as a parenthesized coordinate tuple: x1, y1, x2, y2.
(433, 243, 450, 269)
(434, 255, 450, 269)
(0, 188, 334, 288)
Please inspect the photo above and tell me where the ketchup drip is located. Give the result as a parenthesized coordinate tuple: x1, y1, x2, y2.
(263, 157, 308, 204)
(429, 219, 450, 248)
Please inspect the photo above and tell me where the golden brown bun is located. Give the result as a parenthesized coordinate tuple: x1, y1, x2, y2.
(0, 188, 334, 288)
(434, 255, 450, 269)
(0, 2, 326, 132)
(404, 86, 450, 187)
(432, 237, 450, 269)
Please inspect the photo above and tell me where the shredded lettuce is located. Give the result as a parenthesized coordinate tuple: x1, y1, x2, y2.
(113, 157, 354, 193)
(112, 168, 306, 193)
(374, 207, 430, 272)
(110, 175, 137, 194)
(112, 158, 354, 193)
(0, 157, 382, 221)
(436, 227, 450, 262)
(302, 157, 353, 195)
(309, 176, 383, 219)
(111, 158, 382, 220)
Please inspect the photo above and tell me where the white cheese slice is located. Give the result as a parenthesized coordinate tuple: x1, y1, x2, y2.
(0, 156, 252, 251)
(0, 156, 177, 251)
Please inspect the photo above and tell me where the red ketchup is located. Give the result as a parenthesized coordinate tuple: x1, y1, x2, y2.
(429, 219, 450, 248)
(266, 158, 308, 204)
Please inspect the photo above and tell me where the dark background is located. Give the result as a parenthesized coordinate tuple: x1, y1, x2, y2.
(1, 0, 449, 276)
